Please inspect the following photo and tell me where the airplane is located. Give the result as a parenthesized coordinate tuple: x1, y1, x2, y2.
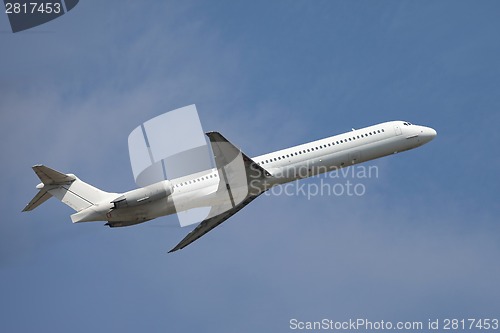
(23, 120, 436, 252)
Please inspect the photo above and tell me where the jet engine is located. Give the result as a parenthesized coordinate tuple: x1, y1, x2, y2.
(111, 181, 173, 209)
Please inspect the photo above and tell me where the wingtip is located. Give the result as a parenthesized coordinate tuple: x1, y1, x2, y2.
(206, 131, 229, 144)
(168, 243, 185, 253)
(205, 131, 218, 138)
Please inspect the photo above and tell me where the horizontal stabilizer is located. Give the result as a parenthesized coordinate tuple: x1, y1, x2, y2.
(32, 164, 76, 185)
(22, 189, 52, 212)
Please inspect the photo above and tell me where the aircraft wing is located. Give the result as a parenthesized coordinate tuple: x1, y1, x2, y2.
(206, 131, 271, 178)
(168, 193, 260, 253)
(169, 132, 270, 253)
(168, 131, 269, 253)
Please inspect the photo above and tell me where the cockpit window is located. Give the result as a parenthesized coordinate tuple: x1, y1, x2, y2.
(403, 121, 413, 126)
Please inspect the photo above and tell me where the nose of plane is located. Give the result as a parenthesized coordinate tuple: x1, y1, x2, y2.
(420, 126, 437, 143)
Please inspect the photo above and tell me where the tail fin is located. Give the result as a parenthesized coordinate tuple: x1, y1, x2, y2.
(23, 165, 111, 212)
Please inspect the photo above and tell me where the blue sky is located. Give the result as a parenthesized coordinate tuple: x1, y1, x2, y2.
(1, 1, 499, 332)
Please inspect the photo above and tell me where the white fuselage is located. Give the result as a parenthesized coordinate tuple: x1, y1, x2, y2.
(77, 120, 436, 226)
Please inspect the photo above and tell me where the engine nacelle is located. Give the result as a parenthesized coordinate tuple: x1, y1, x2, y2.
(111, 181, 173, 209)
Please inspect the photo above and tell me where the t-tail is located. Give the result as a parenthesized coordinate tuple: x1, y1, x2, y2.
(23, 165, 115, 222)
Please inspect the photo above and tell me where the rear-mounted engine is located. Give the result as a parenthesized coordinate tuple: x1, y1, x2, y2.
(111, 181, 172, 209)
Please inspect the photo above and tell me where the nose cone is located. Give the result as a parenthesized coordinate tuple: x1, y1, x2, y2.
(420, 126, 437, 143)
